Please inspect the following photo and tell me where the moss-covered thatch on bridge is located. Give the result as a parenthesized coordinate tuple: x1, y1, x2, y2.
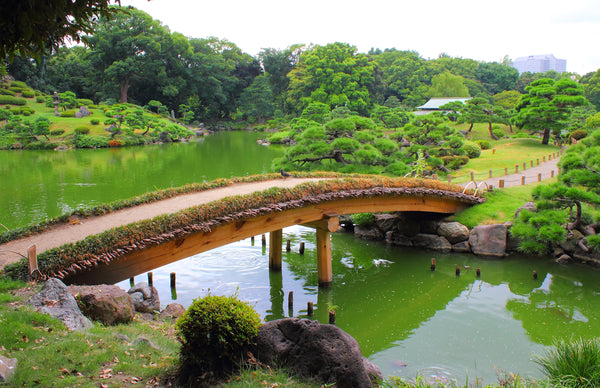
(3, 176, 484, 282)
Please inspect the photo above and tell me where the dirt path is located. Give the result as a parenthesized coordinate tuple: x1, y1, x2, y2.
(0, 177, 328, 269)
(461, 157, 560, 189)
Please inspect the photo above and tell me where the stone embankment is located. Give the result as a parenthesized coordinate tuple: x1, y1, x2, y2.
(344, 205, 599, 264)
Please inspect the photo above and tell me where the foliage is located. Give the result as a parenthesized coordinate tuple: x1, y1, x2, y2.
(535, 338, 600, 387)
(514, 78, 588, 145)
(175, 294, 261, 380)
(570, 129, 588, 140)
(352, 212, 375, 226)
(429, 72, 470, 97)
(74, 126, 90, 135)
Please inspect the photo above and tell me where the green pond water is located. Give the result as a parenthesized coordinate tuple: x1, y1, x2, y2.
(2, 131, 600, 384)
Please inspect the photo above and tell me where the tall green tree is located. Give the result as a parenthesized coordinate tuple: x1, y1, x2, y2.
(428, 72, 470, 97)
(476, 62, 519, 95)
(583, 69, 600, 110)
(286, 43, 374, 115)
(514, 78, 588, 144)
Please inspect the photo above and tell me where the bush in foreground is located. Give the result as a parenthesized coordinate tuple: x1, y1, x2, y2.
(535, 337, 600, 387)
(175, 294, 262, 383)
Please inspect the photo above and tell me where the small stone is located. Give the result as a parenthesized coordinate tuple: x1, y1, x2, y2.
(134, 336, 159, 350)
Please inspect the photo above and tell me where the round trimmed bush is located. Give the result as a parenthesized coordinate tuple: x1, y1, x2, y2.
(461, 140, 481, 158)
(492, 128, 505, 139)
(35, 96, 45, 103)
(74, 126, 90, 135)
(90, 118, 100, 125)
(60, 110, 76, 117)
(476, 139, 492, 150)
(50, 129, 65, 136)
(21, 90, 35, 98)
(175, 294, 261, 381)
(570, 129, 588, 141)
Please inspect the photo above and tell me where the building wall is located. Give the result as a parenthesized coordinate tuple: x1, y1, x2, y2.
(513, 54, 567, 74)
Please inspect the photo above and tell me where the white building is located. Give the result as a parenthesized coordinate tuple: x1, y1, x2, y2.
(512, 54, 567, 74)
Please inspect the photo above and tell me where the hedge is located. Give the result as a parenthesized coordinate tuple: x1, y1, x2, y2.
(0, 95, 27, 105)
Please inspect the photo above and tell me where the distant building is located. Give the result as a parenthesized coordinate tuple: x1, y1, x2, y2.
(512, 54, 567, 74)
(414, 97, 471, 115)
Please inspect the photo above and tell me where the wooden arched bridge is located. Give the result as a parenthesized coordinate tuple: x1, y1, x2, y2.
(1, 176, 484, 288)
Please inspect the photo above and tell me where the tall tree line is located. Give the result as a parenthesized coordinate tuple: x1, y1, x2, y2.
(5, 7, 599, 124)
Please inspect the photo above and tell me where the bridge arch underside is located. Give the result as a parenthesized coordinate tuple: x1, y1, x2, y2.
(66, 194, 474, 286)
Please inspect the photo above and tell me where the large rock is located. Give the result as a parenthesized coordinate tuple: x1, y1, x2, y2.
(158, 303, 186, 320)
(451, 241, 471, 253)
(69, 284, 135, 325)
(469, 224, 507, 257)
(354, 225, 384, 241)
(27, 278, 92, 331)
(437, 222, 469, 244)
(128, 282, 160, 313)
(256, 318, 380, 388)
(412, 234, 452, 253)
(374, 213, 399, 233)
(0, 354, 17, 382)
(385, 231, 413, 247)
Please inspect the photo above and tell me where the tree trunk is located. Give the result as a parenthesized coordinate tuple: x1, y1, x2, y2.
(488, 121, 499, 140)
(468, 122, 474, 132)
(541, 129, 550, 145)
(119, 77, 130, 103)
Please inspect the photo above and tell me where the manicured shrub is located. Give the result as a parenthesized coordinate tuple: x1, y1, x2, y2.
(76, 98, 93, 107)
(9, 87, 24, 93)
(10, 81, 27, 88)
(50, 129, 65, 136)
(23, 141, 56, 150)
(175, 294, 261, 381)
(476, 139, 492, 150)
(72, 134, 108, 148)
(492, 128, 505, 139)
(535, 338, 600, 387)
(90, 118, 100, 125)
(21, 90, 35, 98)
(570, 129, 588, 141)
(0, 88, 16, 96)
(74, 126, 90, 135)
(0, 95, 27, 105)
(383, 160, 410, 176)
(35, 96, 45, 103)
(267, 130, 291, 144)
(461, 141, 481, 158)
(60, 110, 76, 117)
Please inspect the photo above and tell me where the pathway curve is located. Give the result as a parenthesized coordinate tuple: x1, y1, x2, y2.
(461, 157, 560, 189)
(0, 177, 329, 269)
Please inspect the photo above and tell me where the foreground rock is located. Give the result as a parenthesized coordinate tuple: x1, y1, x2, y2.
(128, 282, 160, 313)
(0, 355, 17, 382)
(27, 278, 92, 331)
(256, 318, 382, 387)
(69, 284, 135, 325)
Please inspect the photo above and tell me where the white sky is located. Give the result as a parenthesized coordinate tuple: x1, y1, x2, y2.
(121, 0, 600, 75)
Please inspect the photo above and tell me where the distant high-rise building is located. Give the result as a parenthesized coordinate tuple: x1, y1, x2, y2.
(512, 54, 567, 74)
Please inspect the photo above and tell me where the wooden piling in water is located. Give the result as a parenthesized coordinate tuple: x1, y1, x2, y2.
(170, 272, 176, 290)
(299, 242, 305, 255)
(476, 268, 481, 277)
(329, 310, 336, 325)
(455, 266, 460, 276)
(307, 302, 314, 316)
(129, 277, 135, 288)
(533, 270, 538, 280)
(288, 291, 294, 310)
(250, 236, 255, 245)
(286, 239, 291, 252)
(147, 272, 153, 287)
(262, 234, 266, 246)
(430, 258, 436, 271)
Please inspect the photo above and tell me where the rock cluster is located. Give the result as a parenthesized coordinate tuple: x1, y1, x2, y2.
(353, 213, 510, 257)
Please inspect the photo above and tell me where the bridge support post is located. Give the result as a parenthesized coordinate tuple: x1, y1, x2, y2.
(269, 229, 283, 270)
(316, 228, 333, 288)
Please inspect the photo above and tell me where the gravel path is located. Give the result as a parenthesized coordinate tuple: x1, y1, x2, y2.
(461, 157, 560, 189)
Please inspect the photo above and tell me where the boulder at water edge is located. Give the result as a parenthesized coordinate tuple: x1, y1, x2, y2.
(469, 224, 507, 257)
(27, 278, 92, 331)
(128, 282, 160, 313)
(69, 284, 135, 325)
(437, 222, 470, 244)
(256, 318, 382, 388)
